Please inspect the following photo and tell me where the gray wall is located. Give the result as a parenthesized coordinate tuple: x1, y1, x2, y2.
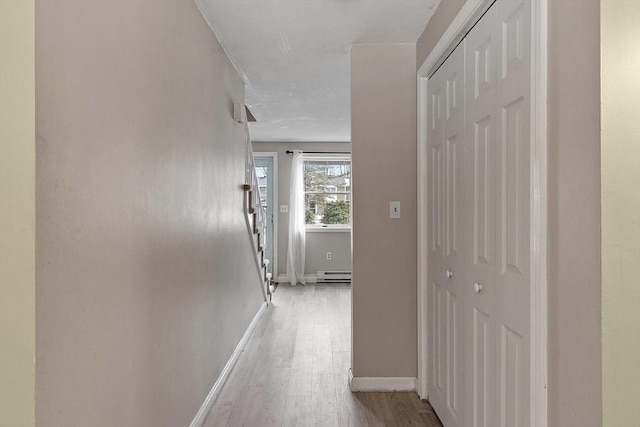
(351, 44, 418, 377)
(417, 1, 603, 425)
(416, 0, 465, 68)
(253, 142, 352, 280)
(547, 1, 602, 425)
(35, 2, 264, 426)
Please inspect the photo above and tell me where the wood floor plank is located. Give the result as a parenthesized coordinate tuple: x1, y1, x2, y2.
(372, 392, 397, 426)
(391, 392, 427, 426)
(335, 375, 370, 427)
(282, 395, 312, 427)
(311, 372, 339, 426)
(332, 349, 350, 375)
(287, 367, 313, 396)
(214, 338, 261, 406)
(209, 283, 442, 427)
(356, 392, 387, 427)
(225, 386, 286, 427)
(419, 410, 445, 427)
(202, 405, 232, 427)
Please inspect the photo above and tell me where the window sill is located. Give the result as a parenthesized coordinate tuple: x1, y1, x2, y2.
(305, 226, 351, 233)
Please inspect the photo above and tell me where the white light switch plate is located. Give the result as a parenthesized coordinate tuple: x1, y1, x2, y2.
(390, 201, 401, 219)
(280, 205, 288, 213)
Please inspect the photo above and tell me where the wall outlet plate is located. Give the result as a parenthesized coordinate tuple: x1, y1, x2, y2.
(280, 205, 288, 213)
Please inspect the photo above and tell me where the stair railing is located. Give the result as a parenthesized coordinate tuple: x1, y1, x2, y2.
(242, 123, 271, 304)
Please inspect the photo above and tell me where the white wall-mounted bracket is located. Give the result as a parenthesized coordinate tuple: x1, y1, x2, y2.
(233, 102, 245, 123)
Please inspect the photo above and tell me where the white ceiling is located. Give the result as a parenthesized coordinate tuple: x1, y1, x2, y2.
(196, 0, 440, 142)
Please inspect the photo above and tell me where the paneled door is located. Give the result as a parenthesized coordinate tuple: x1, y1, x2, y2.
(463, 5, 499, 426)
(464, 1, 532, 426)
(493, 1, 531, 425)
(427, 40, 466, 427)
(427, 0, 532, 426)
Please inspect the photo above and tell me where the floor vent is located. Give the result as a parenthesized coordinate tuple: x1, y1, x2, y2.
(317, 271, 351, 283)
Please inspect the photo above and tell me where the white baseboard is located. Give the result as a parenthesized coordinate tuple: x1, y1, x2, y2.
(348, 369, 417, 392)
(189, 302, 267, 427)
(276, 274, 317, 284)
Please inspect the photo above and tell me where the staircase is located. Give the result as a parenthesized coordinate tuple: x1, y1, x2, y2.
(243, 133, 272, 304)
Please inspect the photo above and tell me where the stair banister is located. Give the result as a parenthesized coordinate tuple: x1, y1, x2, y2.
(242, 123, 270, 304)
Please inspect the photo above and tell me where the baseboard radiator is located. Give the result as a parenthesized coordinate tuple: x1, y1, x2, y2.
(316, 271, 351, 283)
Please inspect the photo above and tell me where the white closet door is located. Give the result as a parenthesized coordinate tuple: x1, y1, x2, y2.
(427, 2, 533, 426)
(464, 6, 499, 427)
(427, 49, 446, 425)
(494, 1, 531, 426)
(427, 41, 466, 427)
(463, 1, 532, 427)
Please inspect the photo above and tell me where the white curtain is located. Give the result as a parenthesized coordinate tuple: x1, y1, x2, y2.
(286, 151, 306, 285)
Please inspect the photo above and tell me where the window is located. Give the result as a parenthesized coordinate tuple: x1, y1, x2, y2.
(255, 165, 268, 208)
(303, 155, 351, 229)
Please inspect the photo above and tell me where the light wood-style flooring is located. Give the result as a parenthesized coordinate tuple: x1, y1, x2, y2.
(204, 283, 443, 427)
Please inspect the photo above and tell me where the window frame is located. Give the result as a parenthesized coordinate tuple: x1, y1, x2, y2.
(302, 153, 352, 232)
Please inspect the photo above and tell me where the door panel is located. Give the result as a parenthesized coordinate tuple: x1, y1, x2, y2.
(500, 324, 524, 427)
(427, 2, 532, 425)
(428, 39, 466, 427)
(442, 43, 466, 427)
(473, 307, 490, 427)
(473, 116, 493, 267)
(446, 135, 459, 257)
(501, 96, 526, 276)
(428, 57, 446, 416)
(428, 54, 446, 408)
(464, 5, 498, 427)
(436, 281, 446, 391)
(495, 1, 531, 425)
(447, 290, 460, 413)
(433, 144, 444, 254)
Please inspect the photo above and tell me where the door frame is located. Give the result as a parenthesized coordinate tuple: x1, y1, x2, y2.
(254, 152, 279, 279)
(416, 0, 548, 426)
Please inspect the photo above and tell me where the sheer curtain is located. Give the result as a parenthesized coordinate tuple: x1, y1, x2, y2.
(286, 151, 306, 285)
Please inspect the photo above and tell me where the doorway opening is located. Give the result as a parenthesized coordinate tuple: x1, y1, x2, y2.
(254, 153, 278, 279)
(252, 143, 353, 384)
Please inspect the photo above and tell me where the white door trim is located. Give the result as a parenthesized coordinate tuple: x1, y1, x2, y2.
(348, 369, 417, 392)
(254, 152, 279, 279)
(416, 65, 429, 402)
(528, 0, 548, 424)
(416, 1, 548, 426)
(417, 0, 493, 79)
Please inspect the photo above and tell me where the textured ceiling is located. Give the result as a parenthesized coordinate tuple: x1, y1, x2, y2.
(196, 0, 440, 142)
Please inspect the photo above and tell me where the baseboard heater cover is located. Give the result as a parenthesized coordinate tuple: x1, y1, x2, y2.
(317, 270, 351, 283)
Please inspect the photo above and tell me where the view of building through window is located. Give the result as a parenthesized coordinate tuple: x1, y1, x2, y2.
(303, 156, 351, 227)
(255, 165, 268, 209)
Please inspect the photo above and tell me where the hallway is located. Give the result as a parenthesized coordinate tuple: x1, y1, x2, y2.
(204, 284, 443, 426)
